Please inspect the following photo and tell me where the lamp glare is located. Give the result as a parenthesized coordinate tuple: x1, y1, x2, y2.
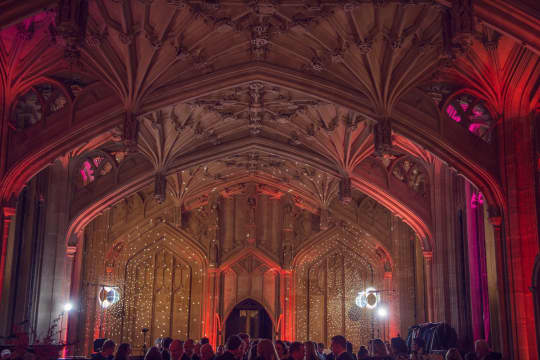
(64, 303, 73, 312)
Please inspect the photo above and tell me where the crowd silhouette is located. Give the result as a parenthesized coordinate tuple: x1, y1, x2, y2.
(80, 333, 501, 360)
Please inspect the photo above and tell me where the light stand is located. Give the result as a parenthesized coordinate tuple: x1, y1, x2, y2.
(142, 328, 149, 355)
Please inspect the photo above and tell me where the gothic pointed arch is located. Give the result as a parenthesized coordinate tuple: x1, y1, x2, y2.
(293, 230, 383, 347)
(1, 64, 504, 224)
(80, 219, 207, 354)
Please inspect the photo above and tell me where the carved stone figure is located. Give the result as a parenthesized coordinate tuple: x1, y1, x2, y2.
(283, 200, 297, 230)
(247, 197, 257, 225)
(339, 177, 352, 204)
(320, 207, 330, 230)
(209, 239, 219, 265)
(374, 116, 393, 158)
(187, 208, 206, 241)
(282, 241, 294, 267)
(123, 112, 139, 153)
(294, 210, 312, 243)
(154, 173, 167, 203)
(210, 201, 220, 226)
(207, 201, 220, 243)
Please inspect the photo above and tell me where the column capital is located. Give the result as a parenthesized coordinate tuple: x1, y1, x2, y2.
(280, 269, 293, 276)
(384, 271, 392, 279)
(487, 206, 503, 226)
(2, 206, 15, 218)
(66, 246, 77, 258)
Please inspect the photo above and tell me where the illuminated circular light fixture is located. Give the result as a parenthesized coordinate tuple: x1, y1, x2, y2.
(98, 287, 120, 308)
(64, 302, 73, 312)
(355, 287, 380, 309)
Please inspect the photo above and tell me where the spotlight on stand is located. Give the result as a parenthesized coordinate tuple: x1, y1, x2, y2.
(355, 287, 380, 309)
(64, 302, 73, 312)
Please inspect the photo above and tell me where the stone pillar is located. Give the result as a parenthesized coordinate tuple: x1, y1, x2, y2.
(34, 159, 71, 338)
(423, 251, 434, 322)
(392, 216, 417, 337)
(63, 245, 76, 351)
(280, 270, 294, 341)
(203, 268, 220, 348)
(66, 230, 85, 355)
(0, 206, 16, 337)
(430, 158, 474, 350)
(414, 241, 426, 324)
(0, 206, 15, 302)
(384, 271, 397, 338)
(498, 109, 538, 358)
(222, 198, 235, 253)
(487, 211, 510, 356)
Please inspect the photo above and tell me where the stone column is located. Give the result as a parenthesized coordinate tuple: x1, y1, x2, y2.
(487, 211, 510, 356)
(280, 270, 294, 341)
(497, 106, 539, 358)
(384, 271, 397, 338)
(203, 268, 220, 348)
(423, 251, 434, 322)
(0, 206, 15, 302)
(66, 230, 84, 356)
(62, 245, 76, 351)
(0, 206, 15, 337)
(34, 159, 71, 338)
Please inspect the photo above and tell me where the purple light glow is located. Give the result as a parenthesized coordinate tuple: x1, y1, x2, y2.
(446, 104, 461, 122)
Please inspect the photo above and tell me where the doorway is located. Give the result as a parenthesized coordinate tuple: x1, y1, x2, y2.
(225, 299, 273, 340)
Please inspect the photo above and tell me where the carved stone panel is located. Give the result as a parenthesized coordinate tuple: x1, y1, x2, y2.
(81, 223, 204, 354)
(295, 237, 384, 347)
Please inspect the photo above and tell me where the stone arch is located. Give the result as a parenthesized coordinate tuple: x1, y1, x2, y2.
(78, 222, 207, 354)
(1, 63, 505, 221)
(293, 231, 383, 346)
(120, 239, 203, 344)
(293, 226, 390, 273)
(223, 297, 276, 340)
(64, 140, 433, 252)
(219, 247, 281, 329)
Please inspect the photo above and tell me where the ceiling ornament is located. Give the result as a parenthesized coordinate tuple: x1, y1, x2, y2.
(137, 109, 202, 202)
(218, 152, 285, 175)
(441, 0, 474, 59)
(180, 81, 376, 202)
(76, 0, 447, 168)
(56, 0, 89, 66)
(188, 81, 323, 137)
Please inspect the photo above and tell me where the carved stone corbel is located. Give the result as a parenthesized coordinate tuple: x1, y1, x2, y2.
(123, 111, 139, 153)
(319, 206, 330, 230)
(441, 0, 474, 59)
(56, 0, 89, 66)
(373, 116, 394, 158)
(154, 173, 167, 203)
(339, 177, 352, 204)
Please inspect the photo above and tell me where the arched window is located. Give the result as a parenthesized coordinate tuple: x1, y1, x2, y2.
(13, 82, 68, 129)
(391, 157, 428, 198)
(78, 155, 114, 186)
(445, 93, 493, 143)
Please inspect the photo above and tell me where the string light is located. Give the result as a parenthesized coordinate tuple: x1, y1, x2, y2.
(80, 165, 419, 353)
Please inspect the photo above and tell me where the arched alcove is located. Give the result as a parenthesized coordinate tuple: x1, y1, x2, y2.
(78, 218, 207, 355)
(225, 299, 274, 340)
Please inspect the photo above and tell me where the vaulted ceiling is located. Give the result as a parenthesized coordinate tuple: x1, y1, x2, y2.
(82, 0, 443, 115)
(1, 0, 538, 251)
